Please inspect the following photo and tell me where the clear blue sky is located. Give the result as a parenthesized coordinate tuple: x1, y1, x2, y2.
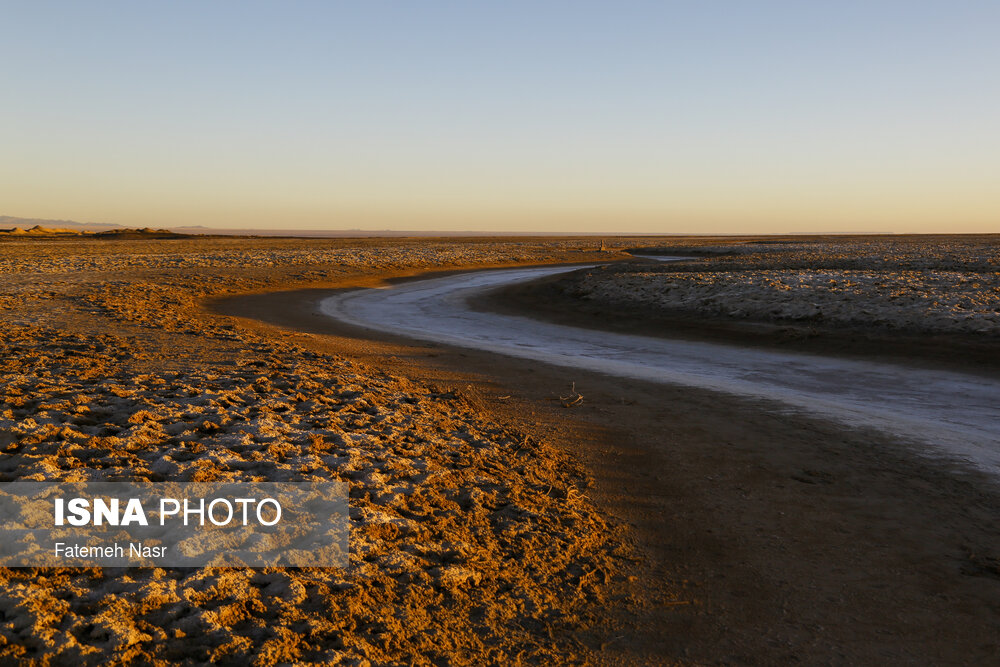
(2, 1, 998, 232)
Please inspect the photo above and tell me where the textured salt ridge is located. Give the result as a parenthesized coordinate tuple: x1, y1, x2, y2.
(604, 240, 1000, 335)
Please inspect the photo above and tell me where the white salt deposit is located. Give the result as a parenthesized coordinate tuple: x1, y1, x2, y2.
(321, 265, 1000, 478)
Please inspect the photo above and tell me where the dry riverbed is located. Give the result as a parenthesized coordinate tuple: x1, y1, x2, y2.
(3, 234, 999, 665)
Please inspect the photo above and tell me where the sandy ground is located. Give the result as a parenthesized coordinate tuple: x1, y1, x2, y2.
(3, 235, 1000, 664)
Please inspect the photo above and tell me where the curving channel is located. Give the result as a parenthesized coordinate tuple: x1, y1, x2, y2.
(319, 263, 1000, 477)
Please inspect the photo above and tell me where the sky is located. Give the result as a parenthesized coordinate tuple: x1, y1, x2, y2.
(2, 1, 998, 234)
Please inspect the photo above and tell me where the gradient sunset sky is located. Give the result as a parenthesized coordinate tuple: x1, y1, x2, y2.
(3, 2, 998, 233)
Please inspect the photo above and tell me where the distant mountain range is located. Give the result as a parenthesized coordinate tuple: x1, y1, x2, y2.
(0, 216, 193, 238)
(0, 215, 587, 238)
(0, 215, 127, 233)
(3, 213, 898, 238)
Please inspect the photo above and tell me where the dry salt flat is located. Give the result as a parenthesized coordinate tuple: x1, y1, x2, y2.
(574, 268, 1000, 334)
(0, 236, 633, 666)
(4, 234, 996, 665)
(599, 238, 1000, 335)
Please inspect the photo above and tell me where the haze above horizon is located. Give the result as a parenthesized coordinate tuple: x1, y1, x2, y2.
(2, 2, 997, 234)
